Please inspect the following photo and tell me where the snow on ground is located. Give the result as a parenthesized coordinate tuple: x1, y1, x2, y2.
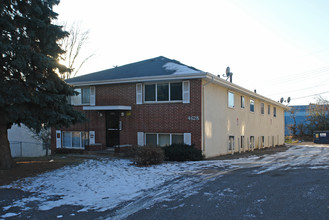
(163, 62, 202, 75)
(1, 145, 329, 218)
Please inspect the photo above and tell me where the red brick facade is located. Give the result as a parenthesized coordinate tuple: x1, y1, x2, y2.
(51, 79, 202, 151)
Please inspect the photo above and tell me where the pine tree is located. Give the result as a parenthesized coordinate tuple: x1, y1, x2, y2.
(0, 0, 85, 169)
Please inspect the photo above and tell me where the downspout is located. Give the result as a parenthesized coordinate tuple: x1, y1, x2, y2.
(202, 76, 214, 153)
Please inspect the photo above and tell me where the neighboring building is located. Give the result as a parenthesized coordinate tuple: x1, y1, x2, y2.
(51, 56, 288, 158)
(284, 105, 308, 136)
(8, 124, 49, 157)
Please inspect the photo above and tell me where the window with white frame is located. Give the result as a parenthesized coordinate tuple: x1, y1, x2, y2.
(250, 99, 255, 112)
(144, 82, 182, 102)
(228, 136, 235, 151)
(145, 133, 184, 146)
(228, 92, 235, 108)
(273, 107, 277, 117)
(268, 104, 271, 115)
(70, 87, 91, 105)
(250, 136, 255, 149)
(62, 131, 89, 148)
(261, 103, 265, 114)
(241, 96, 245, 108)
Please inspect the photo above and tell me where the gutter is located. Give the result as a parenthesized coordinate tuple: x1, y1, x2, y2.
(66, 72, 207, 87)
(204, 73, 289, 110)
(202, 75, 214, 152)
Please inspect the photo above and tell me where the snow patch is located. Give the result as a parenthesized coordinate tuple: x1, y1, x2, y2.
(1, 145, 328, 217)
(1, 212, 19, 218)
(163, 62, 202, 75)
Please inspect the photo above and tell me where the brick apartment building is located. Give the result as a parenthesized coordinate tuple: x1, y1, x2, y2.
(51, 56, 288, 158)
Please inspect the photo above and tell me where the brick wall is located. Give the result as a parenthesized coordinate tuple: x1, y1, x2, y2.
(51, 79, 202, 151)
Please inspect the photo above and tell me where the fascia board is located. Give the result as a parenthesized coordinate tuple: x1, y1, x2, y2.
(67, 72, 207, 87)
(204, 74, 289, 110)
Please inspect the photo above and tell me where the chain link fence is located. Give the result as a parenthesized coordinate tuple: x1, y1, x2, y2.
(9, 141, 51, 158)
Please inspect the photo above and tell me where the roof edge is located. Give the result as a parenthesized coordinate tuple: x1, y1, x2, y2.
(204, 74, 290, 110)
(67, 72, 208, 86)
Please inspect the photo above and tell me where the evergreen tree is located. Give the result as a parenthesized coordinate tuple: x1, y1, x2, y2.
(0, 0, 85, 169)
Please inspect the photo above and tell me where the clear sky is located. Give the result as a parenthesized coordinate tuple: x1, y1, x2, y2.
(54, 0, 329, 106)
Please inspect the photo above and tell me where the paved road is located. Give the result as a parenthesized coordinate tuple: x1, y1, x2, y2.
(1, 145, 329, 219)
(125, 167, 329, 220)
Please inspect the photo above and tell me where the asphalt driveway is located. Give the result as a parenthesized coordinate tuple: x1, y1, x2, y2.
(1, 144, 328, 219)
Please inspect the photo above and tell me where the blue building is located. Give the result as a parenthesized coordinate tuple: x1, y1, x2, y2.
(284, 105, 309, 136)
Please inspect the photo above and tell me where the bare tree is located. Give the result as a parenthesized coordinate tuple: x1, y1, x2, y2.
(288, 108, 297, 137)
(306, 96, 329, 133)
(59, 21, 95, 79)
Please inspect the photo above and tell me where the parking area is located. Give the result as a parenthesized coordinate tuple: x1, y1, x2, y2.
(1, 144, 328, 219)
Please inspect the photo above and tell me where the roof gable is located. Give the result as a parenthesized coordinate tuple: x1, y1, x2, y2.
(66, 56, 204, 84)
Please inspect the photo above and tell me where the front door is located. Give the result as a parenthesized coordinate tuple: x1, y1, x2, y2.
(106, 111, 120, 147)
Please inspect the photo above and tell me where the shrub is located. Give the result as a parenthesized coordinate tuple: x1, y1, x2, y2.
(163, 144, 203, 161)
(134, 145, 165, 166)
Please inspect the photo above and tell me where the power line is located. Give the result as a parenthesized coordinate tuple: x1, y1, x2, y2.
(267, 78, 329, 96)
(265, 65, 329, 85)
(292, 90, 329, 100)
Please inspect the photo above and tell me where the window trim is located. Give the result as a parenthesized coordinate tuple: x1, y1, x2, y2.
(143, 81, 183, 103)
(273, 107, 277, 117)
(71, 87, 91, 106)
(268, 104, 271, 115)
(228, 91, 235, 108)
(241, 96, 245, 109)
(250, 99, 255, 113)
(62, 131, 89, 149)
(228, 136, 235, 152)
(260, 103, 265, 115)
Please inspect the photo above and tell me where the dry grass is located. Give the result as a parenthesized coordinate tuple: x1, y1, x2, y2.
(0, 156, 84, 186)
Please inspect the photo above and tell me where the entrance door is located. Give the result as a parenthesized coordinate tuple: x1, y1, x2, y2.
(106, 112, 120, 147)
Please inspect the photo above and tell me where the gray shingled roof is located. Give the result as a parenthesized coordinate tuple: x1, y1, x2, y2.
(66, 56, 205, 84)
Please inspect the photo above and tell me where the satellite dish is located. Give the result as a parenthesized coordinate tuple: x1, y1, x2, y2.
(280, 97, 284, 103)
(226, 67, 231, 77)
(287, 97, 291, 104)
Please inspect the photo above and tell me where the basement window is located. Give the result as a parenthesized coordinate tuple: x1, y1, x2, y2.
(145, 133, 184, 146)
(62, 131, 89, 148)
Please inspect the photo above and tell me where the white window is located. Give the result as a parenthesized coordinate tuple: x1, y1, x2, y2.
(241, 136, 245, 150)
(250, 136, 255, 150)
(261, 103, 264, 115)
(62, 131, 89, 148)
(268, 105, 271, 115)
(145, 133, 185, 146)
(241, 96, 245, 108)
(273, 107, 277, 117)
(144, 82, 183, 102)
(228, 92, 235, 108)
(70, 87, 91, 105)
(250, 99, 255, 112)
(229, 136, 235, 151)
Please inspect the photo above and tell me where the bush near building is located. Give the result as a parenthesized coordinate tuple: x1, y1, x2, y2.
(164, 144, 203, 161)
(134, 146, 165, 166)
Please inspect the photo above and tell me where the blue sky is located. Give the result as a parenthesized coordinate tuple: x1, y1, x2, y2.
(54, 0, 329, 105)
